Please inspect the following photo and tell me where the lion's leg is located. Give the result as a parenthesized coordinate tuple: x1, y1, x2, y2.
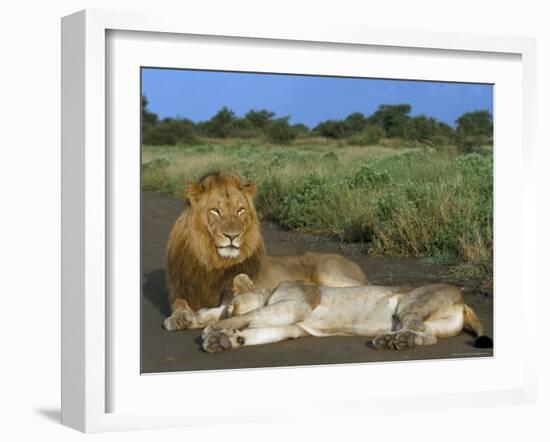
(311, 254, 368, 287)
(164, 299, 228, 331)
(202, 325, 308, 353)
(372, 285, 463, 350)
(205, 300, 310, 334)
(164, 299, 194, 331)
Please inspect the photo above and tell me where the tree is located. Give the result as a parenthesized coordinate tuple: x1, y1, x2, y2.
(405, 115, 440, 142)
(226, 118, 258, 138)
(266, 117, 296, 144)
(455, 110, 493, 152)
(456, 110, 493, 138)
(367, 104, 412, 138)
(291, 123, 310, 137)
(245, 109, 275, 129)
(347, 125, 385, 146)
(141, 95, 158, 126)
(313, 120, 349, 139)
(344, 112, 368, 134)
(142, 118, 196, 145)
(202, 107, 236, 138)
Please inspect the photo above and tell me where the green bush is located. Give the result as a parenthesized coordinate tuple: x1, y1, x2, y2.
(366, 104, 411, 138)
(265, 118, 297, 144)
(278, 174, 333, 229)
(456, 110, 493, 153)
(313, 120, 350, 139)
(456, 134, 493, 153)
(200, 107, 236, 138)
(345, 163, 392, 189)
(254, 175, 287, 220)
(346, 126, 385, 146)
(141, 156, 173, 194)
(226, 118, 259, 139)
(142, 119, 197, 145)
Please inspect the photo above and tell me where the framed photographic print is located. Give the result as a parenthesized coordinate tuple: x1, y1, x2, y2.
(61, 9, 537, 433)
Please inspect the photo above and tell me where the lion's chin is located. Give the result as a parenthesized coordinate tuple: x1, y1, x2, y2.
(217, 247, 241, 259)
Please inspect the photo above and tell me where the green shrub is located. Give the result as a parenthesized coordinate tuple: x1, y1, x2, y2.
(278, 174, 333, 230)
(142, 119, 196, 145)
(345, 163, 392, 189)
(226, 118, 259, 139)
(141, 156, 173, 194)
(346, 126, 385, 146)
(313, 120, 350, 139)
(254, 175, 287, 220)
(457, 134, 493, 153)
(455, 110, 493, 153)
(265, 118, 297, 144)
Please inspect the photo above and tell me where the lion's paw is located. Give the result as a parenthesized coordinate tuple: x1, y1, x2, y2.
(372, 333, 393, 350)
(164, 310, 194, 331)
(372, 331, 416, 350)
(389, 330, 417, 350)
(372, 330, 436, 350)
(202, 329, 244, 353)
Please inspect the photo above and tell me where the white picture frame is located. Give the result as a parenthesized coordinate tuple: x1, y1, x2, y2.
(61, 9, 537, 433)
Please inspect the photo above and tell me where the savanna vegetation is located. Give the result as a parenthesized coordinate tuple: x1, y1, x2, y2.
(141, 95, 493, 281)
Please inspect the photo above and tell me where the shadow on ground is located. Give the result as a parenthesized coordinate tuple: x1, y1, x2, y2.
(142, 269, 171, 318)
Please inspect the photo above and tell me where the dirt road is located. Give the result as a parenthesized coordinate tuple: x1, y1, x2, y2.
(141, 193, 493, 373)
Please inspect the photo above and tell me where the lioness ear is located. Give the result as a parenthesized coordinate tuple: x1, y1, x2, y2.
(242, 180, 256, 196)
(233, 274, 256, 294)
(185, 182, 202, 205)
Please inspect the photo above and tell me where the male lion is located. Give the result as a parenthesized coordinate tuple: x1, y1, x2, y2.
(164, 172, 367, 331)
(201, 274, 493, 352)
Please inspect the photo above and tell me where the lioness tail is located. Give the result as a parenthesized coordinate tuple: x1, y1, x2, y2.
(463, 304, 493, 349)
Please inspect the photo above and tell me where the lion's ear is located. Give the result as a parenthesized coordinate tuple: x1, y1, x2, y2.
(242, 180, 256, 196)
(233, 274, 256, 294)
(185, 182, 202, 205)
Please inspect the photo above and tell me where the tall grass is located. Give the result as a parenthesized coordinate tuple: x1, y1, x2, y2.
(142, 140, 492, 280)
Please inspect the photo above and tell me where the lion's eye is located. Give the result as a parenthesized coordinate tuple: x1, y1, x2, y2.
(237, 207, 245, 216)
(210, 208, 221, 216)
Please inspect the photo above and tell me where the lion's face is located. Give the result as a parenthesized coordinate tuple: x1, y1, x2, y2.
(203, 189, 251, 259)
(187, 173, 261, 262)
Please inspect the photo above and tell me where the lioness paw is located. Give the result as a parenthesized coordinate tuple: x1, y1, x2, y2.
(372, 330, 436, 350)
(164, 310, 194, 331)
(372, 334, 393, 350)
(372, 331, 416, 350)
(202, 329, 244, 353)
(389, 330, 417, 350)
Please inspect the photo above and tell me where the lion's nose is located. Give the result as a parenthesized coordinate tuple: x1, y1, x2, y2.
(224, 232, 240, 242)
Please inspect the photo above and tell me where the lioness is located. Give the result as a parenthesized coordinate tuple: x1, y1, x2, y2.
(164, 172, 366, 332)
(201, 274, 493, 352)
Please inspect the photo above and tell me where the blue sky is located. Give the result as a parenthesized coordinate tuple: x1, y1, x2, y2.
(141, 68, 493, 128)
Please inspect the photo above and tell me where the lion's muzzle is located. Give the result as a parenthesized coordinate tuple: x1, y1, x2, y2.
(216, 231, 242, 258)
(217, 245, 241, 259)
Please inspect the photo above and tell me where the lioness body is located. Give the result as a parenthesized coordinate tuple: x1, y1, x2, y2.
(164, 172, 366, 331)
(202, 276, 491, 352)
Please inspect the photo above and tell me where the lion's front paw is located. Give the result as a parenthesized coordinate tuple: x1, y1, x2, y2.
(202, 329, 244, 353)
(164, 310, 194, 331)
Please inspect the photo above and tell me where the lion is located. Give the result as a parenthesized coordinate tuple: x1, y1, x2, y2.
(201, 274, 493, 352)
(164, 172, 367, 332)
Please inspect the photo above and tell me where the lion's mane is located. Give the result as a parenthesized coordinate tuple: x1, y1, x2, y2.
(166, 172, 266, 310)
